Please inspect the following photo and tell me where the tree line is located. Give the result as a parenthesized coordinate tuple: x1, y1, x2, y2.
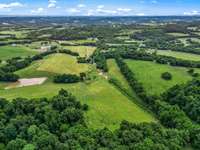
(114, 55, 200, 149)
(0, 89, 196, 150)
(163, 79, 200, 124)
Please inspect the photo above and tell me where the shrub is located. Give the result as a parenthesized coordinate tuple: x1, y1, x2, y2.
(54, 74, 80, 83)
(161, 72, 172, 80)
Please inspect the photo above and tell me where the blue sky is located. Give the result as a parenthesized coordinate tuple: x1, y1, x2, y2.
(0, 0, 200, 16)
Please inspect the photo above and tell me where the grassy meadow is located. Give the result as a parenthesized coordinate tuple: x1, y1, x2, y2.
(0, 45, 38, 60)
(63, 46, 96, 57)
(125, 60, 200, 95)
(107, 59, 134, 96)
(154, 50, 200, 61)
(0, 54, 156, 130)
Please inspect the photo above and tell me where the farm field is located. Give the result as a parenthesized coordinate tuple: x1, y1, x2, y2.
(167, 32, 189, 37)
(37, 53, 90, 74)
(107, 59, 134, 95)
(63, 46, 96, 57)
(125, 60, 200, 95)
(0, 45, 38, 60)
(0, 30, 28, 38)
(153, 50, 200, 61)
(0, 53, 156, 130)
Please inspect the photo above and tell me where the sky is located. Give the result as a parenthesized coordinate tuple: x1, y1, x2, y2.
(0, 0, 200, 16)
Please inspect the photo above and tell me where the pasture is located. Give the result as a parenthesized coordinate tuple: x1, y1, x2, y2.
(0, 54, 156, 130)
(153, 50, 200, 61)
(63, 46, 96, 57)
(125, 60, 199, 95)
(0, 45, 38, 60)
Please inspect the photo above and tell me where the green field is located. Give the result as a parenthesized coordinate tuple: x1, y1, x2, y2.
(60, 39, 96, 45)
(107, 59, 134, 95)
(0, 30, 29, 38)
(0, 45, 38, 60)
(0, 54, 156, 130)
(167, 32, 189, 37)
(154, 50, 200, 61)
(37, 54, 90, 75)
(125, 60, 200, 95)
(63, 46, 96, 57)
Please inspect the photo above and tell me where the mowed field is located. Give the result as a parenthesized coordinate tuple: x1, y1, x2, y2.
(155, 50, 200, 61)
(125, 60, 200, 95)
(107, 59, 134, 96)
(0, 45, 38, 60)
(37, 54, 89, 75)
(0, 54, 156, 130)
(63, 46, 96, 57)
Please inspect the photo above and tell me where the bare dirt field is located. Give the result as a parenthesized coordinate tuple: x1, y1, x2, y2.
(5, 77, 47, 89)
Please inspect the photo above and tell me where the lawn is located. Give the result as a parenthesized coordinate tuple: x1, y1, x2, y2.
(0, 45, 38, 60)
(125, 60, 200, 95)
(154, 50, 200, 61)
(0, 54, 156, 130)
(63, 46, 96, 57)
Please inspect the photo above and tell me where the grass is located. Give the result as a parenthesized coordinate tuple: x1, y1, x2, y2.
(107, 59, 134, 95)
(125, 60, 200, 95)
(63, 46, 96, 57)
(37, 53, 89, 75)
(0, 78, 156, 130)
(0, 54, 156, 130)
(0, 30, 28, 38)
(0, 45, 38, 60)
(153, 50, 200, 61)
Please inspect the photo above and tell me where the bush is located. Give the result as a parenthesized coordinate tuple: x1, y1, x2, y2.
(54, 74, 80, 83)
(161, 72, 172, 80)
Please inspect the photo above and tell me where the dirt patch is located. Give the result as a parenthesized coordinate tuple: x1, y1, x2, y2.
(5, 77, 47, 89)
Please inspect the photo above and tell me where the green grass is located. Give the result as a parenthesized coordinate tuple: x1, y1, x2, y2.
(167, 33, 189, 37)
(107, 59, 134, 95)
(154, 50, 200, 61)
(37, 53, 90, 75)
(0, 78, 156, 130)
(63, 46, 96, 57)
(0, 45, 38, 60)
(0, 30, 28, 38)
(125, 60, 200, 95)
(0, 54, 156, 130)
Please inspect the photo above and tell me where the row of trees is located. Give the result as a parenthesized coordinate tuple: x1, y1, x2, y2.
(0, 89, 196, 150)
(0, 46, 83, 82)
(54, 74, 81, 83)
(104, 50, 200, 69)
(115, 56, 200, 149)
(59, 49, 79, 57)
(91, 49, 108, 72)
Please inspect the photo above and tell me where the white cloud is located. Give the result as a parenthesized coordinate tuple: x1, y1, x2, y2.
(136, 13, 145, 16)
(48, 0, 57, 8)
(77, 4, 86, 8)
(117, 8, 132, 12)
(97, 5, 105, 9)
(184, 10, 200, 16)
(31, 8, 44, 14)
(0, 2, 24, 9)
(67, 8, 81, 13)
